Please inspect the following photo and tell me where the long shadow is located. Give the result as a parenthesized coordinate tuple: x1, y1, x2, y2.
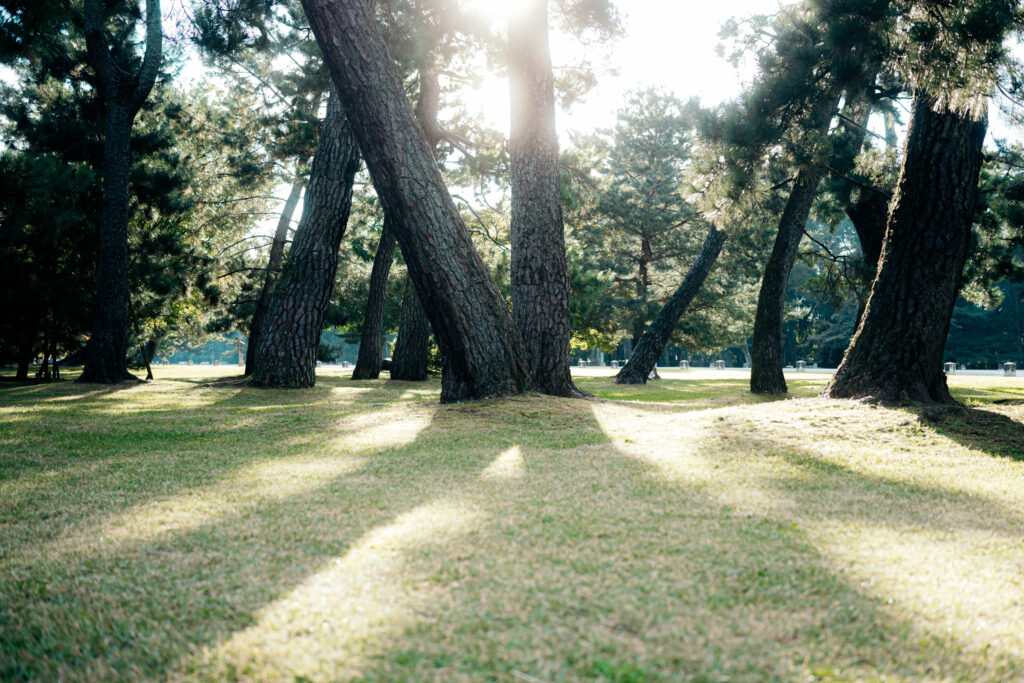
(918, 405, 1024, 461)
(4, 377, 1024, 681)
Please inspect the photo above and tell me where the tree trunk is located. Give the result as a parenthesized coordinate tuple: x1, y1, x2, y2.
(79, 103, 138, 384)
(352, 223, 397, 380)
(390, 276, 431, 381)
(245, 176, 305, 375)
(508, 0, 580, 398)
(617, 226, 727, 384)
(823, 94, 987, 404)
(252, 89, 361, 388)
(749, 92, 843, 395)
(300, 0, 528, 403)
(749, 165, 825, 394)
(79, 0, 161, 384)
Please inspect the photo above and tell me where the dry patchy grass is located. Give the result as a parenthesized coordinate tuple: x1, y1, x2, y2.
(1, 366, 1023, 681)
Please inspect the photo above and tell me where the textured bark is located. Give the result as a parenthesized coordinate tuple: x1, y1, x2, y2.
(390, 277, 430, 381)
(79, 0, 161, 384)
(750, 93, 841, 395)
(617, 226, 727, 384)
(824, 94, 987, 404)
(300, 0, 528, 402)
(508, 0, 580, 397)
(846, 192, 889, 269)
(749, 165, 826, 394)
(351, 223, 397, 380)
(252, 89, 361, 388)
(245, 176, 304, 375)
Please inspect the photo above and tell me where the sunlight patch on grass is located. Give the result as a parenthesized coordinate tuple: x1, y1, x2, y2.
(480, 445, 524, 480)
(39, 454, 369, 560)
(191, 498, 487, 680)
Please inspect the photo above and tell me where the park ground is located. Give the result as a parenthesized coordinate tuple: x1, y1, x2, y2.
(2, 367, 1024, 682)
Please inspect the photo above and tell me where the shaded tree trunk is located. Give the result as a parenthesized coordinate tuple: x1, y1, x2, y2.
(300, 0, 528, 403)
(390, 278, 430, 381)
(79, 0, 161, 384)
(823, 94, 987, 404)
(351, 222, 397, 380)
(509, 0, 580, 398)
(252, 89, 361, 388)
(386, 62, 445, 383)
(749, 165, 826, 394)
(617, 226, 727, 384)
(245, 176, 304, 375)
(750, 92, 842, 395)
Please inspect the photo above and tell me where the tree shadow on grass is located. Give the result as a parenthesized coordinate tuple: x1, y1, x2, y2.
(4, 380, 1024, 681)
(918, 405, 1024, 461)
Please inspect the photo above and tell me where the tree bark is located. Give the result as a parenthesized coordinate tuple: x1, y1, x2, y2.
(299, 0, 528, 402)
(616, 226, 727, 384)
(252, 89, 361, 388)
(245, 175, 304, 375)
(390, 277, 430, 381)
(386, 62, 444, 383)
(351, 222, 397, 380)
(508, 0, 581, 397)
(823, 94, 987, 404)
(79, 0, 161, 384)
(749, 93, 841, 395)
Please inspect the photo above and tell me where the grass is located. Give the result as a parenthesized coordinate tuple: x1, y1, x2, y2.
(1, 366, 1024, 681)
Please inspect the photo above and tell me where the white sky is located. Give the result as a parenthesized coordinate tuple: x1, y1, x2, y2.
(465, 1, 787, 138)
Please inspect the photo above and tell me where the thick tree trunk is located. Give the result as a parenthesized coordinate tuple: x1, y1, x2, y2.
(352, 223, 397, 380)
(245, 176, 304, 375)
(617, 226, 727, 384)
(508, 0, 580, 397)
(252, 90, 361, 388)
(390, 276, 430, 381)
(823, 94, 987, 404)
(300, 0, 529, 402)
(79, 104, 138, 384)
(79, 0, 161, 384)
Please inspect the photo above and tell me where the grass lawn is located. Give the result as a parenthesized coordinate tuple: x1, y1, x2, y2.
(2, 367, 1024, 681)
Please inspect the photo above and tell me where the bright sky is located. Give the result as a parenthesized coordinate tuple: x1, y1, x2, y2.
(464, 1, 787, 137)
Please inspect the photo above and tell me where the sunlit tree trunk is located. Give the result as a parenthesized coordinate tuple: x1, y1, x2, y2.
(299, 0, 528, 402)
(509, 0, 581, 397)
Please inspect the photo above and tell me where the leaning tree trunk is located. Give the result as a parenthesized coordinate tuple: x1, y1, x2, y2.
(823, 94, 987, 404)
(749, 93, 841, 395)
(508, 0, 580, 397)
(300, 0, 528, 403)
(617, 226, 727, 384)
(252, 89, 361, 388)
(749, 165, 826, 394)
(351, 223, 397, 380)
(79, 0, 161, 384)
(390, 277, 430, 381)
(386, 62, 445, 382)
(245, 176, 305, 376)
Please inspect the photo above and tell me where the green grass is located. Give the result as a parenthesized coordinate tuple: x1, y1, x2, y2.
(2, 366, 1024, 681)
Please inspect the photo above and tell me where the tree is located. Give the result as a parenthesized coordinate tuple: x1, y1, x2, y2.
(78, 0, 163, 383)
(299, 0, 529, 402)
(616, 225, 727, 384)
(508, 0, 582, 397)
(350, 222, 396, 379)
(823, 94, 987, 402)
(389, 275, 431, 381)
(251, 88, 362, 388)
